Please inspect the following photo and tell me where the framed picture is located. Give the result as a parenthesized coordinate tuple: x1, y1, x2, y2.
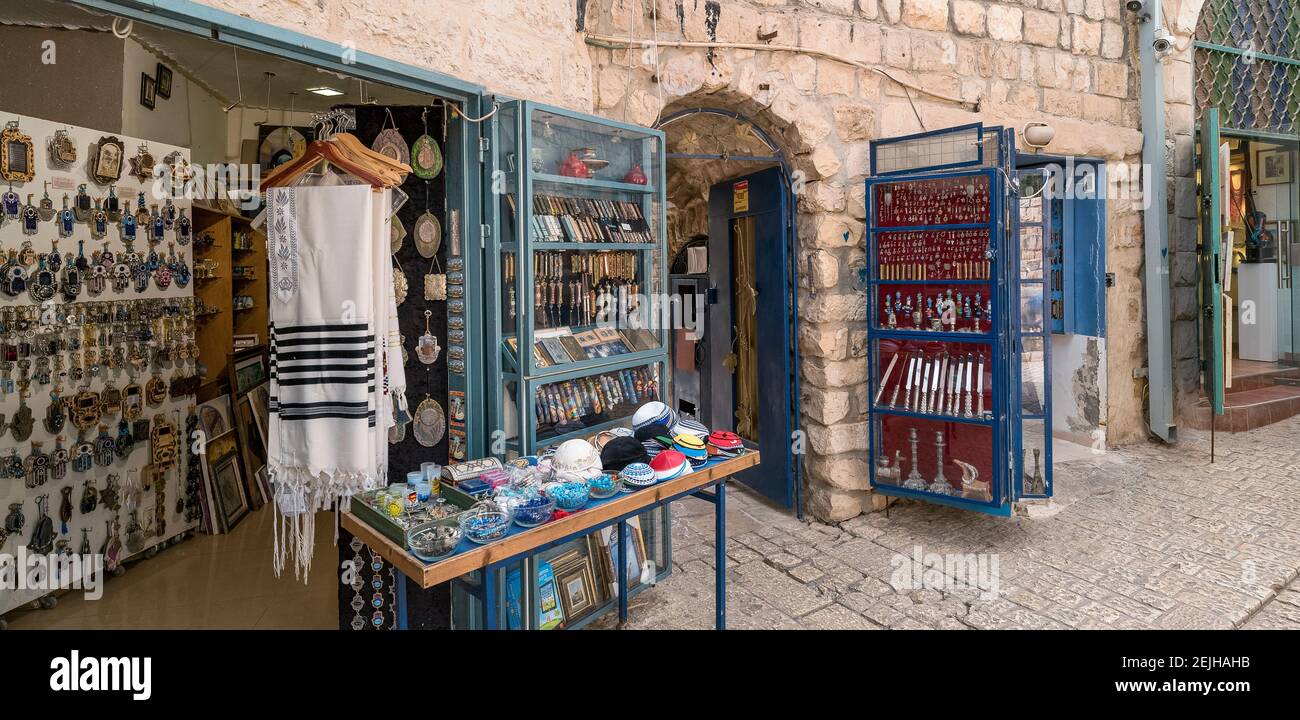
(91, 135, 124, 185)
(1256, 147, 1293, 185)
(233, 333, 260, 350)
(155, 62, 173, 99)
(234, 395, 267, 509)
(202, 430, 249, 533)
(140, 73, 156, 110)
(549, 549, 598, 623)
(595, 516, 647, 593)
(197, 394, 232, 438)
(0, 121, 34, 183)
(246, 382, 270, 451)
(228, 345, 268, 398)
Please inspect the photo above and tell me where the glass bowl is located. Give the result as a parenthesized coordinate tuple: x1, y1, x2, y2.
(459, 509, 511, 544)
(588, 473, 622, 499)
(512, 495, 557, 528)
(406, 518, 462, 562)
(547, 480, 590, 511)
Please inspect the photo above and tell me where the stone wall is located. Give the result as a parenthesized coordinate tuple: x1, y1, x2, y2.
(196, 0, 1154, 521)
(190, 0, 596, 109)
(585, 0, 1147, 520)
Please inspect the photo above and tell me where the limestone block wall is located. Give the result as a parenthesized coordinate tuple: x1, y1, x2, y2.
(190, 0, 596, 110)
(196, 0, 1155, 521)
(585, 0, 1147, 520)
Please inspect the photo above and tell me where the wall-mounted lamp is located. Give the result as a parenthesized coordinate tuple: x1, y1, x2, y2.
(1023, 122, 1055, 152)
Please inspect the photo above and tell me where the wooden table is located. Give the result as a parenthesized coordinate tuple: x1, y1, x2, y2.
(342, 451, 760, 629)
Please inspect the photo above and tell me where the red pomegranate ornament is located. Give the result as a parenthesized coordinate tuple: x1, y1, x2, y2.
(623, 164, 648, 185)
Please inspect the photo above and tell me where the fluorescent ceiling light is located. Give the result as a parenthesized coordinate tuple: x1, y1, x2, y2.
(307, 86, 343, 97)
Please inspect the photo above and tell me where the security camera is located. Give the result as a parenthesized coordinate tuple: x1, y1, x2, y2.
(1124, 0, 1146, 13)
(1153, 30, 1174, 54)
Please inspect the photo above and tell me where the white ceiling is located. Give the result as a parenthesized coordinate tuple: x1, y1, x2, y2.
(1, 0, 431, 112)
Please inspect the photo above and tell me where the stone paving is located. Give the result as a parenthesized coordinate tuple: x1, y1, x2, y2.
(593, 415, 1300, 630)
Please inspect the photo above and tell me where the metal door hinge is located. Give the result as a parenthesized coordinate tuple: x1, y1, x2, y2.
(480, 223, 490, 249)
(479, 136, 490, 162)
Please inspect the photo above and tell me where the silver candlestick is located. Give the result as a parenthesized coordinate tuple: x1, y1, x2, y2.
(929, 431, 954, 495)
(903, 427, 927, 491)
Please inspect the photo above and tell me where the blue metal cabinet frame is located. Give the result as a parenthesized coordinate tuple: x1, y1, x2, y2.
(485, 100, 670, 456)
(864, 124, 1054, 515)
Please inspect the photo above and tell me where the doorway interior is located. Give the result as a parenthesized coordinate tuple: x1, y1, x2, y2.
(1213, 133, 1300, 432)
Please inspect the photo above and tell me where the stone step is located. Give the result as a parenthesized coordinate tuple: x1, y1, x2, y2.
(1187, 384, 1300, 433)
(1226, 364, 1300, 393)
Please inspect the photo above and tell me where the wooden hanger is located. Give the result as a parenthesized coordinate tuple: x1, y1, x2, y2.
(261, 137, 393, 191)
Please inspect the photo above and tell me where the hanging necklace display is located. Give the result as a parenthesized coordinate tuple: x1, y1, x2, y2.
(58, 194, 74, 237)
(60, 249, 81, 301)
(390, 216, 406, 253)
(416, 310, 441, 364)
(101, 474, 121, 511)
(410, 107, 443, 180)
(162, 197, 178, 229)
(20, 194, 39, 235)
(59, 486, 72, 535)
(102, 515, 123, 573)
(29, 254, 56, 302)
(1, 121, 35, 183)
(1, 250, 25, 297)
(151, 415, 177, 467)
(128, 143, 156, 183)
(80, 477, 99, 513)
(172, 245, 190, 289)
(44, 389, 65, 434)
(24, 442, 49, 489)
(69, 388, 102, 430)
(73, 184, 92, 222)
(412, 370, 446, 448)
(50, 439, 68, 481)
(94, 426, 116, 467)
(48, 128, 77, 169)
(28, 494, 53, 555)
(90, 198, 108, 240)
(124, 510, 144, 554)
(91, 136, 125, 186)
(414, 183, 441, 258)
(393, 257, 408, 306)
(105, 184, 121, 222)
(145, 375, 167, 407)
(149, 204, 165, 243)
(176, 208, 191, 244)
(12, 386, 33, 441)
(37, 182, 56, 222)
(371, 108, 410, 165)
(114, 419, 134, 458)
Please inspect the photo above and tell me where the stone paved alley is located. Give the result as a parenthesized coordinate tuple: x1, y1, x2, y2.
(595, 416, 1300, 630)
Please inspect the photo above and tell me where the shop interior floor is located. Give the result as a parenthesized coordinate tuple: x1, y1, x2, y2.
(3, 507, 339, 630)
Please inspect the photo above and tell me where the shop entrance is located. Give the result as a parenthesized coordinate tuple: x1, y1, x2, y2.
(1197, 114, 1300, 433)
(658, 106, 801, 515)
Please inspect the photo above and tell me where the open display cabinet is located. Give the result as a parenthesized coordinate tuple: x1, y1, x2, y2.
(865, 124, 1052, 515)
(487, 101, 669, 454)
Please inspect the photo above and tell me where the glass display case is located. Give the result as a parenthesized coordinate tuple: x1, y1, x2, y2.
(487, 101, 669, 454)
(865, 124, 1052, 515)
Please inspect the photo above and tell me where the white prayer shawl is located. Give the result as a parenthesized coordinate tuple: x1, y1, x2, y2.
(267, 184, 400, 581)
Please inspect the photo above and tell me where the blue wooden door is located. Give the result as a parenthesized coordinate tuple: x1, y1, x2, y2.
(706, 167, 796, 509)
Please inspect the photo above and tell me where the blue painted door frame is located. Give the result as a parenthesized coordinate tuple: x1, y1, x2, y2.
(706, 167, 797, 511)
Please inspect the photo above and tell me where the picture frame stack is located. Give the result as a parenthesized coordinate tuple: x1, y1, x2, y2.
(193, 345, 271, 534)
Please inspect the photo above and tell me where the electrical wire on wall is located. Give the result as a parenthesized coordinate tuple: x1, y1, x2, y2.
(585, 32, 982, 131)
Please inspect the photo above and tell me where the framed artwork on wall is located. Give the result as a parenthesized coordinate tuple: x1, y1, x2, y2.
(140, 73, 157, 110)
(1256, 147, 1293, 185)
(228, 345, 268, 398)
(156, 63, 173, 99)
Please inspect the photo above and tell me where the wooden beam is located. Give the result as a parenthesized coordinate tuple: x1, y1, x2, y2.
(341, 452, 760, 589)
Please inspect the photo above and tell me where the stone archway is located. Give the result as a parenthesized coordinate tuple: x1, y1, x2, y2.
(587, 35, 885, 519)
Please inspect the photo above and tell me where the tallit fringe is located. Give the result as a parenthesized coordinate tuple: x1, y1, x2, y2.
(270, 466, 380, 583)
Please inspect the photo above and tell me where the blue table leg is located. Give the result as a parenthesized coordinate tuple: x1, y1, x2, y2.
(483, 564, 498, 630)
(715, 479, 726, 630)
(617, 520, 628, 625)
(395, 571, 409, 630)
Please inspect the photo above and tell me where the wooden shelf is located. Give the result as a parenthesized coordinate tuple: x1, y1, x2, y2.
(193, 206, 269, 383)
